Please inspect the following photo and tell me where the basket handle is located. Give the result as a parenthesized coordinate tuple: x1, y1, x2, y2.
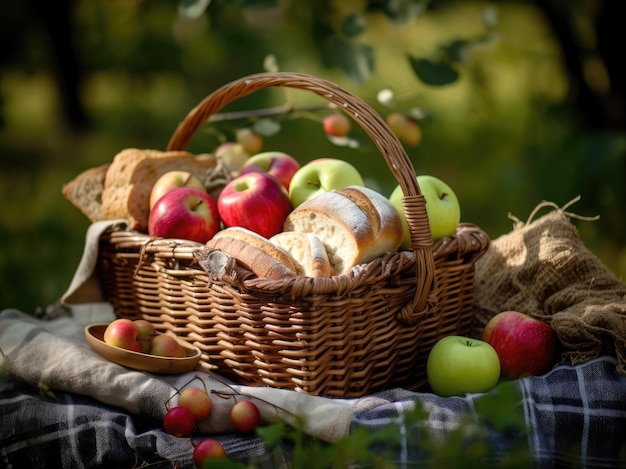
(166, 72, 437, 323)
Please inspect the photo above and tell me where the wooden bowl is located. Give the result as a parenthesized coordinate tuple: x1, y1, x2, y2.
(85, 323, 201, 374)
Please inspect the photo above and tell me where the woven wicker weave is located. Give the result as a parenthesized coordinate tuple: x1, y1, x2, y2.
(96, 72, 489, 397)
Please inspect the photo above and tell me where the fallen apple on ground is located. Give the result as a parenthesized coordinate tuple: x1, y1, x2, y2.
(148, 186, 220, 244)
(193, 438, 226, 466)
(426, 335, 501, 397)
(482, 310, 558, 380)
(178, 386, 213, 422)
(230, 399, 261, 434)
(163, 406, 196, 438)
(389, 174, 461, 249)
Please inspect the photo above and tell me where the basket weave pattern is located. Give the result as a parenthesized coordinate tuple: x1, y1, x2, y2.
(97, 73, 489, 397)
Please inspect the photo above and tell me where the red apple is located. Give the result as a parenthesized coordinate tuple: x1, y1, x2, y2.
(163, 406, 195, 437)
(240, 151, 301, 190)
(149, 171, 207, 210)
(134, 319, 155, 353)
(150, 334, 186, 358)
(148, 187, 220, 244)
(323, 113, 351, 137)
(178, 387, 213, 421)
(103, 319, 141, 352)
(193, 438, 226, 466)
(217, 171, 292, 238)
(482, 311, 558, 380)
(230, 400, 261, 434)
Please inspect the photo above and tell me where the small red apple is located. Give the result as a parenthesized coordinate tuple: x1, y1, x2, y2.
(217, 171, 292, 238)
(240, 151, 301, 190)
(230, 400, 261, 434)
(150, 334, 186, 358)
(323, 113, 351, 137)
(103, 319, 141, 352)
(134, 319, 155, 353)
(149, 171, 207, 210)
(482, 311, 558, 380)
(148, 187, 220, 244)
(163, 406, 195, 437)
(178, 387, 213, 422)
(193, 438, 226, 466)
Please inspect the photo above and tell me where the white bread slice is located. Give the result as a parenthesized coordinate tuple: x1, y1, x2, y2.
(270, 231, 333, 278)
(206, 227, 298, 280)
(62, 163, 109, 222)
(101, 148, 219, 231)
(283, 185, 403, 274)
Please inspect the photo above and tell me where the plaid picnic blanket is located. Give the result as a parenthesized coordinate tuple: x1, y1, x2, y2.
(1, 308, 625, 468)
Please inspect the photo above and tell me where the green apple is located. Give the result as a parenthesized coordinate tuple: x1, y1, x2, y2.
(389, 175, 460, 249)
(426, 335, 501, 397)
(288, 158, 365, 208)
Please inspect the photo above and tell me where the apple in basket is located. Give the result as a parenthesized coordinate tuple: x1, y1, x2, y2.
(149, 170, 207, 210)
(288, 158, 365, 208)
(482, 311, 558, 380)
(217, 171, 292, 238)
(239, 151, 301, 190)
(148, 186, 220, 244)
(426, 335, 501, 397)
(215, 141, 250, 172)
(389, 175, 461, 250)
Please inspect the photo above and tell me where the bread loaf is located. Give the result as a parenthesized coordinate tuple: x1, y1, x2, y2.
(283, 185, 403, 274)
(62, 163, 110, 222)
(101, 148, 219, 231)
(206, 227, 298, 280)
(270, 231, 333, 278)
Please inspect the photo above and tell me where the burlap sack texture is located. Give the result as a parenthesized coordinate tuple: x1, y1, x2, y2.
(472, 197, 626, 375)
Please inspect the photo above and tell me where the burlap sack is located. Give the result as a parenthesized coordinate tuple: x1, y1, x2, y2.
(472, 198, 626, 375)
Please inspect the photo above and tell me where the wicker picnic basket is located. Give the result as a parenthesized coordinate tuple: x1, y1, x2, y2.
(96, 72, 490, 397)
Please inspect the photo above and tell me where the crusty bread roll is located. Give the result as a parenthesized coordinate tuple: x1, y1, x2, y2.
(270, 231, 333, 278)
(101, 148, 219, 231)
(206, 227, 298, 280)
(62, 163, 110, 223)
(283, 185, 403, 274)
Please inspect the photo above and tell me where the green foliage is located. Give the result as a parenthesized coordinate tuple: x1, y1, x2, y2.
(248, 385, 530, 468)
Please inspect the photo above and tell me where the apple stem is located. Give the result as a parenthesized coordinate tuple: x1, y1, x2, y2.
(440, 192, 448, 201)
(306, 180, 321, 188)
(192, 199, 204, 212)
(466, 340, 473, 347)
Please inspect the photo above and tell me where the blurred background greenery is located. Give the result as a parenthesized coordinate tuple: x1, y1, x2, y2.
(1, 0, 624, 314)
